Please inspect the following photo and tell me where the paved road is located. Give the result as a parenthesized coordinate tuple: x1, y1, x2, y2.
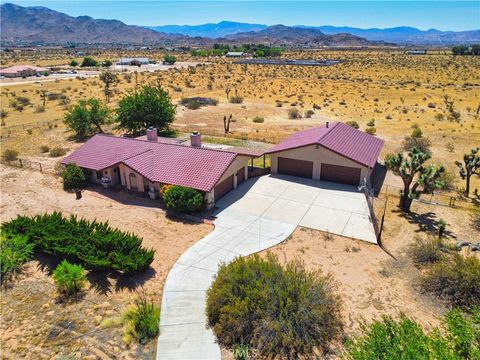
(156, 175, 376, 359)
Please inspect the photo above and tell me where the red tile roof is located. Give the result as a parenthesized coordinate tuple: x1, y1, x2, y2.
(267, 122, 384, 168)
(61, 134, 237, 192)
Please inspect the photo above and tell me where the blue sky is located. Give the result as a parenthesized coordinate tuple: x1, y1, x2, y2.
(7, 1, 480, 31)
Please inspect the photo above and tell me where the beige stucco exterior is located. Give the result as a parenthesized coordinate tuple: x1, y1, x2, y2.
(270, 145, 373, 184)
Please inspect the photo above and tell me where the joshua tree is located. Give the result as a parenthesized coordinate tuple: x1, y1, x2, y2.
(223, 114, 233, 134)
(455, 147, 480, 197)
(99, 71, 117, 103)
(385, 147, 445, 212)
(225, 85, 231, 100)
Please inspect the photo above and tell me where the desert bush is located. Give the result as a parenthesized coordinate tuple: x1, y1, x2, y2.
(52, 260, 87, 296)
(421, 254, 480, 308)
(81, 57, 98, 67)
(206, 254, 343, 358)
(49, 147, 67, 157)
(229, 96, 243, 104)
(472, 208, 480, 231)
(232, 344, 249, 360)
(62, 163, 87, 190)
(365, 127, 376, 135)
(367, 119, 375, 127)
(252, 116, 265, 123)
(408, 236, 444, 266)
(163, 185, 204, 213)
(0, 233, 34, 278)
(305, 109, 315, 118)
(1, 212, 155, 273)
(0, 109, 8, 119)
(2, 148, 19, 161)
(288, 108, 301, 119)
(411, 127, 423, 138)
(401, 136, 432, 155)
(122, 298, 160, 344)
(34, 105, 45, 113)
(16, 96, 30, 106)
(39, 145, 50, 153)
(344, 309, 480, 360)
(346, 120, 359, 129)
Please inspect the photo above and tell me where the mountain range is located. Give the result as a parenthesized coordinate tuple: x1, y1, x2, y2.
(1, 3, 479, 47)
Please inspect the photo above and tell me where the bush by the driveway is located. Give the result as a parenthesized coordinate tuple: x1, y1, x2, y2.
(206, 253, 343, 358)
(163, 185, 204, 213)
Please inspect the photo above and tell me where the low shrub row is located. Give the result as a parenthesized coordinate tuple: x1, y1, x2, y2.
(163, 185, 204, 213)
(0, 233, 34, 278)
(345, 308, 480, 359)
(206, 254, 343, 358)
(1, 212, 154, 273)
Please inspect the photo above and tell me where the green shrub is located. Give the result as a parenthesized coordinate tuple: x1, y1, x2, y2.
(367, 119, 375, 127)
(365, 127, 377, 135)
(232, 344, 249, 360)
(81, 57, 98, 67)
(409, 236, 444, 266)
(52, 260, 87, 295)
(2, 148, 19, 161)
(421, 254, 480, 308)
(252, 116, 264, 123)
(40, 145, 50, 153)
(1, 212, 155, 273)
(163, 54, 177, 65)
(62, 163, 87, 190)
(163, 186, 204, 213)
(123, 298, 160, 344)
(412, 127, 423, 138)
(49, 147, 67, 157)
(346, 120, 359, 129)
(206, 254, 343, 358)
(0, 233, 34, 277)
(229, 96, 243, 104)
(344, 309, 480, 360)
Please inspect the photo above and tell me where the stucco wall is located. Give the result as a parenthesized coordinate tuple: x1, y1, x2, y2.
(270, 145, 372, 183)
(118, 164, 147, 192)
(216, 155, 250, 188)
(87, 166, 120, 186)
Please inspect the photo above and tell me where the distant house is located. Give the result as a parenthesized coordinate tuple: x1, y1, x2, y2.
(117, 57, 150, 66)
(405, 50, 427, 55)
(0, 65, 49, 78)
(225, 52, 245, 58)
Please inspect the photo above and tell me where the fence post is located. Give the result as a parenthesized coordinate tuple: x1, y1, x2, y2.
(19, 159, 23, 168)
(39, 163, 43, 172)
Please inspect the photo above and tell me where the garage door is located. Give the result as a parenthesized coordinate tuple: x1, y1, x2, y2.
(236, 167, 245, 185)
(320, 163, 361, 185)
(278, 157, 313, 178)
(214, 175, 234, 201)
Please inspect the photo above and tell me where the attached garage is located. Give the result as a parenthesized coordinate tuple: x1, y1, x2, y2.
(236, 167, 245, 185)
(266, 122, 384, 187)
(320, 163, 361, 186)
(278, 157, 313, 178)
(214, 174, 234, 201)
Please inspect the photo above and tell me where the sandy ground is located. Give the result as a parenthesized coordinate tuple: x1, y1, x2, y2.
(0, 164, 212, 359)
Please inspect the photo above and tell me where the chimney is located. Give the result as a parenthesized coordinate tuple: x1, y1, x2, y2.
(326, 121, 329, 128)
(190, 131, 201, 147)
(146, 127, 158, 142)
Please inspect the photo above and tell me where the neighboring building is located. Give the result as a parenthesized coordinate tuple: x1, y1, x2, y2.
(61, 129, 253, 209)
(225, 52, 245, 58)
(117, 57, 150, 66)
(266, 122, 384, 186)
(0, 65, 49, 78)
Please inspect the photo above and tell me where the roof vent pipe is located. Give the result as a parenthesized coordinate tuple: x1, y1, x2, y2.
(326, 121, 329, 128)
(190, 131, 201, 147)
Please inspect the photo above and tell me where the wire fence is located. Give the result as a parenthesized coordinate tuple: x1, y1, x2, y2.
(0, 119, 63, 139)
(2, 158, 58, 174)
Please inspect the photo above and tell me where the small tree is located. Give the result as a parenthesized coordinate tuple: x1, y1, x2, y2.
(163, 54, 177, 65)
(69, 60, 79, 67)
(223, 114, 233, 134)
(163, 186, 204, 213)
(455, 147, 480, 197)
(99, 71, 118, 102)
(102, 60, 113, 67)
(62, 163, 87, 190)
(385, 147, 445, 212)
(81, 56, 98, 67)
(64, 98, 110, 139)
(116, 85, 176, 136)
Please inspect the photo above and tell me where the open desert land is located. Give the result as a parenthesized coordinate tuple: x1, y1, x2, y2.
(1, 49, 480, 359)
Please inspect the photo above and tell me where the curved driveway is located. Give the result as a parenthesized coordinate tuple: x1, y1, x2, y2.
(156, 175, 376, 359)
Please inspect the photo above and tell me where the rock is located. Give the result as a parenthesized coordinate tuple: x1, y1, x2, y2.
(90, 347, 112, 360)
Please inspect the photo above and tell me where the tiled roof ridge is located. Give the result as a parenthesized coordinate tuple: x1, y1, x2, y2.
(94, 133, 239, 156)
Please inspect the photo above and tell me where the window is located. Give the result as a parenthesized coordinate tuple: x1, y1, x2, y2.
(96, 171, 103, 180)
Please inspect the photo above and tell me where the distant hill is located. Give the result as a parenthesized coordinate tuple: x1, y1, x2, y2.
(0, 3, 195, 45)
(297, 25, 480, 45)
(147, 21, 268, 38)
(223, 25, 373, 46)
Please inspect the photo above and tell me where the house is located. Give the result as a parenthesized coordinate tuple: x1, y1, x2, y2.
(61, 129, 253, 209)
(117, 57, 150, 66)
(0, 65, 49, 78)
(266, 122, 384, 186)
(405, 50, 427, 55)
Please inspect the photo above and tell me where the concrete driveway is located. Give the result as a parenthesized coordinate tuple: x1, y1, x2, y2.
(156, 174, 376, 359)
